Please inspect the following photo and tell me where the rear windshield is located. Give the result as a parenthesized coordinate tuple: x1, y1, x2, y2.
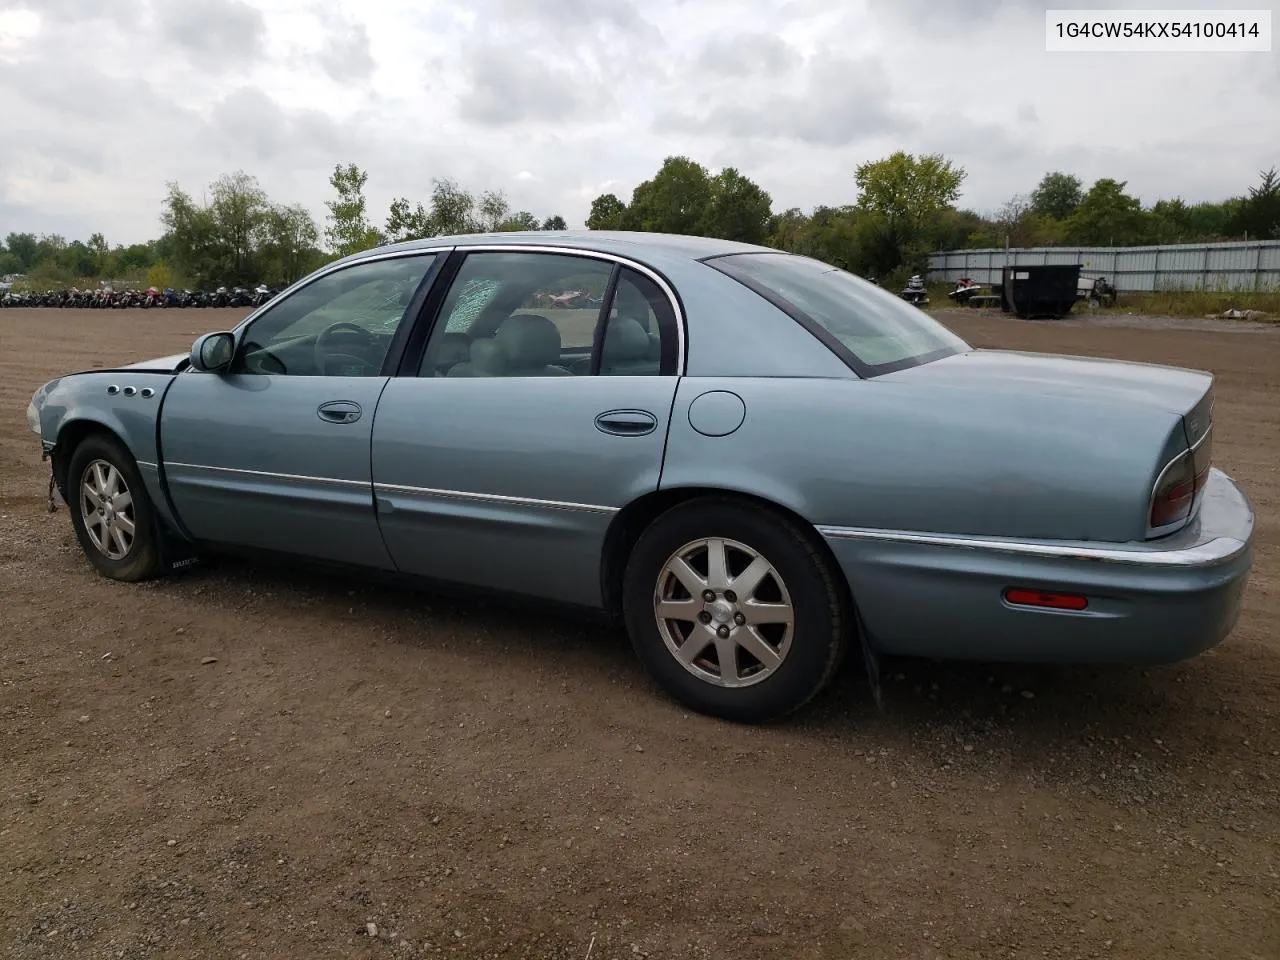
(708, 252, 969, 376)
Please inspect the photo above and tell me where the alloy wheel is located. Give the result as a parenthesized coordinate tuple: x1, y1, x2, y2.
(653, 537, 795, 688)
(80, 459, 136, 560)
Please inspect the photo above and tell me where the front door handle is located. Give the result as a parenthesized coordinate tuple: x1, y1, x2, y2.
(595, 409, 657, 436)
(317, 400, 362, 424)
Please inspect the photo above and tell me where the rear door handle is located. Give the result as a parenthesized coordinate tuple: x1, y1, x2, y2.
(317, 400, 362, 424)
(595, 409, 657, 436)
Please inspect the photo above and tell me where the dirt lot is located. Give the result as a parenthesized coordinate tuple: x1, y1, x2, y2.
(1, 307, 1277, 960)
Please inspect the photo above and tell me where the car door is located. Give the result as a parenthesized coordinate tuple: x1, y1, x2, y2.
(159, 251, 444, 568)
(371, 248, 683, 607)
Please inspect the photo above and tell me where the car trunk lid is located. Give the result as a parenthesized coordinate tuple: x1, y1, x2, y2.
(881, 348, 1212, 415)
(883, 348, 1215, 537)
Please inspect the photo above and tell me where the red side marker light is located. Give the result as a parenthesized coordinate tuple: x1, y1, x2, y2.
(1004, 589, 1088, 611)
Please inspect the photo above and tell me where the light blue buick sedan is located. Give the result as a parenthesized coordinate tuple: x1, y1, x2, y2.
(27, 231, 1255, 722)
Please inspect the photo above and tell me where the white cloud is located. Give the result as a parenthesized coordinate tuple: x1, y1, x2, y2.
(0, 8, 40, 53)
(0, 0, 1275, 244)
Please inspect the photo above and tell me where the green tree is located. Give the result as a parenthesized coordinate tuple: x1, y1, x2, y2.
(988, 195, 1065, 248)
(261, 204, 321, 284)
(161, 173, 313, 285)
(586, 194, 627, 230)
(1065, 178, 1148, 245)
(766, 207, 811, 251)
(702, 167, 772, 244)
(385, 197, 433, 243)
(160, 182, 220, 285)
(853, 151, 966, 270)
(993, 194, 1037, 247)
(88, 233, 110, 275)
(427, 177, 478, 235)
(34, 234, 68, 265)
(4, 232, 38, 271)
(541, 215, 567, 230)
(498, 210, 539, 231)
(762, 206, 875, 273)
(60, 240, 96, 277)
(1029, 172, 1083, 220)
(627, 156, 713, 234)
(115, 242, 159, 274)
(1187, 199, 1244, 240)
(476, 190, 511, 232)
(147, 262, 177, 289)
(934, 207, 997, 250)
(1236, 167, 1280, 239)
(1147, 198, 1199, 243)
(325, 163, 382, 257)
(209, 171, 271, 282)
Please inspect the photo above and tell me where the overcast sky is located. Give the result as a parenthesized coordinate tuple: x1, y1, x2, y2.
(0, 0, 1276, 246)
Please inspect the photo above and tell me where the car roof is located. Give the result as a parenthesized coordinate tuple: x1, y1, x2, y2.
(358, 230, 776, 263)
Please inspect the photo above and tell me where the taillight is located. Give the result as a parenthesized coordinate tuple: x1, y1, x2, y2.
(1150, 432, 1212, 528)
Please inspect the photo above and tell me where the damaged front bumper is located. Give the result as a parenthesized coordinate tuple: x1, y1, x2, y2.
(41, 440, 62, 513)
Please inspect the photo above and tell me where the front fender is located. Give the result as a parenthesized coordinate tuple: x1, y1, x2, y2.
(40, 370, 176, 464)
(36, 370, 181, 531)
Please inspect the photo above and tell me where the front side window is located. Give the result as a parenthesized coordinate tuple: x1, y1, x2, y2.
(708, 252, 969, 376)
(232, 254, 438, 376)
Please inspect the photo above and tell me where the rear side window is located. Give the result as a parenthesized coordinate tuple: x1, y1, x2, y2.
(596, 268, 678, 376)
(708, 252, 968, 376)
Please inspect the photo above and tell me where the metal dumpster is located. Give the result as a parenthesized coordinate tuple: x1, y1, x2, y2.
(999, 264, 1082, 319)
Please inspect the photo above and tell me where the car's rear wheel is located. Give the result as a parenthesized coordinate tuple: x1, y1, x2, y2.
(66, 433, 164, 582)
(622, 498, 847, 723)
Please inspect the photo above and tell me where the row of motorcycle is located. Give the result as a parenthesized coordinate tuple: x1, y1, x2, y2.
(0, 284, 280, 309)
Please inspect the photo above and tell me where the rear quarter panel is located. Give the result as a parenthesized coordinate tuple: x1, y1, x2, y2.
(633, 252, 854, 378)
(659, 375, 1182, 544)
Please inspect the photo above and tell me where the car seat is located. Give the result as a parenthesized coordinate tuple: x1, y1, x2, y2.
(600, 316, 658, 375)
(447, 314, 570, 377)
(427, 331, 472, 376)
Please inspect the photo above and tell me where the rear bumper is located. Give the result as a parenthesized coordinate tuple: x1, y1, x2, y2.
(818, 468, 1254, 664)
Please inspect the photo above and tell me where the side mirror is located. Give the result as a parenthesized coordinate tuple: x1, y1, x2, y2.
(189, 332, 235, 373)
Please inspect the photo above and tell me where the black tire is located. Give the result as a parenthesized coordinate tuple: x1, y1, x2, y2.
(66, 433, 165, 582)
(622, 498, 848, 723)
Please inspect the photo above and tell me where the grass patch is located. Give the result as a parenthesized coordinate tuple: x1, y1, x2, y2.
(1100, 289, 1280, 320)
(921, 280, 1279, 322)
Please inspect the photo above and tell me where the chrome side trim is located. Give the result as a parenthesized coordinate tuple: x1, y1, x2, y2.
(374, 482, 617, 515)
(163, 461, 369, 489)
(136, 460, 157, 470)
(229, 247, 458, 335)
(160, 463, 619, 514)
(433, 243, 688, 377)
(814, 524, 1249, 567)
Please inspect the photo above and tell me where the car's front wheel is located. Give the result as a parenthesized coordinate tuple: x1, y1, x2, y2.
(622, 498, 848, 723)
(66, 433, 164, 582)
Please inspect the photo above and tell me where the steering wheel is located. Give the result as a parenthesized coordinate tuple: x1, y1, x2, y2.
(314, 321, 380, 376)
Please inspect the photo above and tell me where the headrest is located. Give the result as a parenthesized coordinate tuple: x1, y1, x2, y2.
(614, 282, 650, 321)
(497, 314, 561, 369)
(434, 331, 472, 367)
(602, 316, 651, 362)
(469, 337, 507, 375)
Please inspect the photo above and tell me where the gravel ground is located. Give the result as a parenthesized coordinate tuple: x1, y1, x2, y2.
(1, 307, 1277, 960)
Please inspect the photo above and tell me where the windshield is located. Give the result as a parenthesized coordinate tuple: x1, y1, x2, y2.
(709, 252, 969, 376)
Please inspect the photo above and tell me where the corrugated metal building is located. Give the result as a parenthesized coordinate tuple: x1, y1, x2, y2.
(927, 240, 1280, 292)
